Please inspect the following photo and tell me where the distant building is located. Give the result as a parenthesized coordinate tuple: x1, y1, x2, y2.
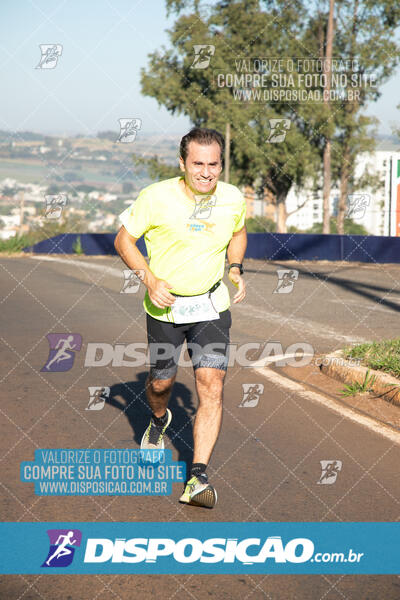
(0, 214, 20, 240)
(242, 185, 276, 220)
(285, 140, 400, 235)
(286, 184, 327, 232)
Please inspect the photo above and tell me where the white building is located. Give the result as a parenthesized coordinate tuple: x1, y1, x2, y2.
(0, 214, 20, 240)
(285, 140, 400, 235)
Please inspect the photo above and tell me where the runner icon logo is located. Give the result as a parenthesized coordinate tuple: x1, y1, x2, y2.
(274, 269, 299, 294)
(346, 194, 370, 219)
(239, 383, 264, 407)
(189, 194, 217, 220)
(120, 269, 145, 293)
(86, 386, 110, 410)
(191, 45, 215, 69)
(41, 529, 82, 567)
(317, 460, 342, 485)
(41, 333, 82, 372)
(44, 194, 67, 219)
(36, 44, 63, 69)
(117, 118, 142, 143)
(266, 119, 291, 143)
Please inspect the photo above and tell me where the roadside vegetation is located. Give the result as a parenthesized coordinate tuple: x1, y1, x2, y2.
(343, 339, 400, 379)
(341, 369, 377, 397)
(0, 216, 86, 254)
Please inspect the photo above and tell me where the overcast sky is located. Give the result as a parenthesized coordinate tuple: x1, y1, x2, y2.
(0, 0, 399, 137)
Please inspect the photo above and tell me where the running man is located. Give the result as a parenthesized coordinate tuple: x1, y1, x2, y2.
(45, 531, 77, 566)
(87, 387, 108, 410)
(115, 127, 247, 508)
(45, 335, 76, 371)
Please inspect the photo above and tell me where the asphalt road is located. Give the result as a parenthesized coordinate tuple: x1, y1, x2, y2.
(1, 255, 400, 599)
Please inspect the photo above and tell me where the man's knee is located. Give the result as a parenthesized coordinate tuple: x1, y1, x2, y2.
(148, 376, 174, 396)
(195, 368, 225, 396)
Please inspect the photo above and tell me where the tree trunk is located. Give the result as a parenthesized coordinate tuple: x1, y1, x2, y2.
(276, 195, 288, 233)
(224, 122, 231, 183)
(337, 142, 350, 234)
(322, 139, 332, 233)
(19, 191, 24, 235)
(337, 0, 359, 234)
(322, 0, 335, 234)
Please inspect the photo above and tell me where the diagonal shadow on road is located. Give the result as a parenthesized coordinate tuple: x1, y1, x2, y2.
(246, 263, 400, 313)
(107, 372, 196, 466)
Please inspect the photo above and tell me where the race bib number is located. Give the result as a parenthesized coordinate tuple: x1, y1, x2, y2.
(171, 293, 219, 324)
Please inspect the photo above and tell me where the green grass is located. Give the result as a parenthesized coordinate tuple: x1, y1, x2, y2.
(72, 235, 84, 255)
(0, 233, 37, 253)
(341, 369, 377, 397)
(343, 339, 400, 379)
(0, 217, 89, 253)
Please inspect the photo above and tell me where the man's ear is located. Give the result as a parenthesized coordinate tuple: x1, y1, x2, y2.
(179, 156, 185, 172)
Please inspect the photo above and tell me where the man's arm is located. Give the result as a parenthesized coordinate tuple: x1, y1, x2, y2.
(114, 226, 175, 309)
(226, 226, 247, 304)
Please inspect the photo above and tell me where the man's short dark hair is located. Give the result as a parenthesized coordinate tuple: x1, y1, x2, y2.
(180, 127, 224, 163)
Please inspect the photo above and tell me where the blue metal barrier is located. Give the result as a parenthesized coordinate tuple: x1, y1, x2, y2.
(23, 232, 400, 264)
(23, 233, 147, 256)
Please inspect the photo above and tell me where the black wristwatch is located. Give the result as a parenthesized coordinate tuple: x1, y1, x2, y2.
(229, 263, 244, 275)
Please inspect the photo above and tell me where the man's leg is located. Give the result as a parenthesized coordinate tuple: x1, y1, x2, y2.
(141, 313, 185, 451)
(141, 374, 176, 451)
(192, 367, 225, 465)
(145, 374, 176, 418)
(179, 366, 225, 508)
(179, 310, 231, 507)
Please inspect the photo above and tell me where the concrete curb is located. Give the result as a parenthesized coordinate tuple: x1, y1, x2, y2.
(319, 350, 400, 407)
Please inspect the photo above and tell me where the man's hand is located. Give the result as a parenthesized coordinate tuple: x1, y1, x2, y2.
(147, 277, 176, 309)
(228, 267, 246, 304)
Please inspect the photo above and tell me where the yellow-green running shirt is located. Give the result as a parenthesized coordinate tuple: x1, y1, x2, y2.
(118, 176, 246, 322)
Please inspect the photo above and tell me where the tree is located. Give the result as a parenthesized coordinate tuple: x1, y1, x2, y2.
(133, 155, 181, 181)
(329, 0, 400, 233)
(300, 0, 400, 234)
(322, 0, 335, 234)
(142, 0, 400, 234)
(245, 216, 276, 232)
(305, 217, 369, 234)
(141, 0, 322, 232)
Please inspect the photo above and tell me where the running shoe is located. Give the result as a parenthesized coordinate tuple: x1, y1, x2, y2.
(179, 474, 217, 508)
(140, 408, 172, 450)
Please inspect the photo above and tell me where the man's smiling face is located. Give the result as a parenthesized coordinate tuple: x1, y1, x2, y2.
(179, 141, 223, 195)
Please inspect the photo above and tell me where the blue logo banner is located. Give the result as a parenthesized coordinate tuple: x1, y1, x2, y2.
(0, 522, 399, 574)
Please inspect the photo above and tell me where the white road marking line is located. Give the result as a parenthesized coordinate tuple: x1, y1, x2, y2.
(30, 255, 122, 277)
(251, 365, 400, 445)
